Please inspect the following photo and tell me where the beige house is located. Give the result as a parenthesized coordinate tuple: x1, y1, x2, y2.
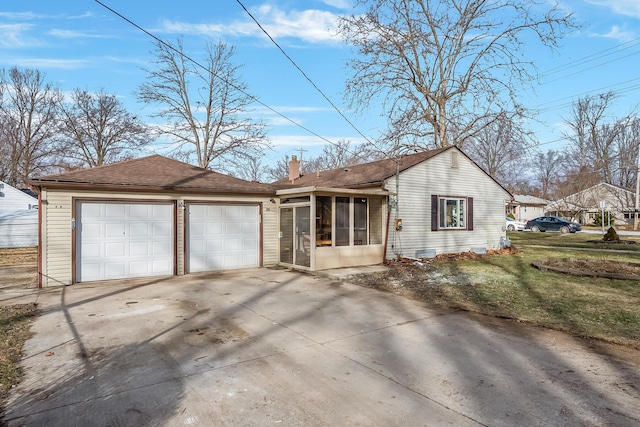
(506, 194, 548, 222)
(31, 147, 512, 287)
(546, 182, 637, 227)
(274, 146, 512, 268)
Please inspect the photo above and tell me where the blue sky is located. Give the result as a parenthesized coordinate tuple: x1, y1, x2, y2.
(1, 0, 639, 165)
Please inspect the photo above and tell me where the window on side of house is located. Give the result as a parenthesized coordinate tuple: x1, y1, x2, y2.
(439, 197, 466, 229)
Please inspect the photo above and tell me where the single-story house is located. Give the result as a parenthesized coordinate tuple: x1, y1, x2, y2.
(0, 180, 39, 248)
(30, 146, 512, 287)
(505, 194, 548, 222)
(546, 182, 637, 227)
(273, 146, 512, 270)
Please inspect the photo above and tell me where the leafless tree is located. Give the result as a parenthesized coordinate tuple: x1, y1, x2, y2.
(338, 0, 574, 150)
(137, 38, 268, 169)
(230, 155, 269, 182)
(0, 67, 63, 187)
(59, 88, 151, 168)
(531, 149, 566, 199)
(612, 117, 640, 189)
(464, 113, 533, 187)
(564, 92, 634, 186)
(265, 155, 292, 182)
(304, 140, 379, 172)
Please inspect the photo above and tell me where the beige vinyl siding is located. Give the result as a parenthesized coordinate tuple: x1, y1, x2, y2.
(39, 188, 277, 287)
(42, 190, 74, 285)
(385, 148, 510, 259)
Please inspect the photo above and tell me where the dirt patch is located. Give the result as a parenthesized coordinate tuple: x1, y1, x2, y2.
(533, 258, 640, 280)
(0, 248, 37, 267)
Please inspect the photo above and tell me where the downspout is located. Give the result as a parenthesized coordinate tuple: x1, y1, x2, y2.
(33, 185, 43, 289)
(383, 195, 391, 262)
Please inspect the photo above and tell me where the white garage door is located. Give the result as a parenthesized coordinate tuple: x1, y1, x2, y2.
(187, 204, 260, 273)
(77, 202, 174, 282)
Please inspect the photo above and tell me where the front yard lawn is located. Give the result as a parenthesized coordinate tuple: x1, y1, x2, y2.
(507, 230, 640, 251)
(352, 245, 640, 348)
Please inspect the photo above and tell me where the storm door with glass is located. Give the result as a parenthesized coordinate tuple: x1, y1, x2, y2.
(279, 205, 311, 268)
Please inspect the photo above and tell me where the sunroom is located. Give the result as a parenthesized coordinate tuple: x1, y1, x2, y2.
(276, 187, 390, 271)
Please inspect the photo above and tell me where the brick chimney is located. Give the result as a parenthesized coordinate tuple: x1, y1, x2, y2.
(289, 155, 300, 182)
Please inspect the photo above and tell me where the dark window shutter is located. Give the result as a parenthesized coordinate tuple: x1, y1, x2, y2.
(467, 197, 474, 231)
(431, 195, 439, 231)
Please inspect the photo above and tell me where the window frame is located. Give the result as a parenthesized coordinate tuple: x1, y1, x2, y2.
(431, 195, 474, 231)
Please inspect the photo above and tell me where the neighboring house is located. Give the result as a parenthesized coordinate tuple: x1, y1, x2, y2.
(0, 181, 39, 248)
(273, 146, 512, 270)
(31, 147, 512, 287)
(30, 156, 278, 287)
(546, 182, 637, 226)
(506, 194, 548, 222)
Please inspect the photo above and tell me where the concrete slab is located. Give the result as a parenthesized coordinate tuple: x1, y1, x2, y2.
(4, 268, 640, 426)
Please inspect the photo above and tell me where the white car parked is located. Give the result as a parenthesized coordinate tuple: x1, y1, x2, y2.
(505, 217, 526, 231)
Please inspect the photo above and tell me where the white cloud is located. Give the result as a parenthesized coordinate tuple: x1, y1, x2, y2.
(0, 12, 41, 20)
(586, 0, 640, 18)
(47, 29, 112, 39)
(0, 23, 38, 48)
(157, 4, 342, 44)
(319, 0, 352, 9)
(589, 25, 636, 42)
(1, 57, 89, 69)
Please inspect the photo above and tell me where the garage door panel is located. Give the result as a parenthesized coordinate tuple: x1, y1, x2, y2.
(225, 238, 241, 251)
(130, 242, 149, 256)
(104, 262, 126, 277)
(105, 242, 126, 257)
(105, 223, 125, 238)
(225, 223, 241, 235)
(130, 223, 150, 237)
(106, 204, 126, 218)
(205, 240, 220, 252)
(206, 222, 223, 236)
(187, 204, 259, 273)
(77, 202, 174, 282)
(153, 241, 171, 255)
(130, 204, 149, 218)
(153, 222, 172, 236)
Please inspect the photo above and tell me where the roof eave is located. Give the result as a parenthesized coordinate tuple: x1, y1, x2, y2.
(29, 180, 276, 196)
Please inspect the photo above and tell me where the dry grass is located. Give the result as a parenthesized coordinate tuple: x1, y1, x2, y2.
(351, 246, 640, 348)
(0, 303, 39, 403)
(0, 248, 37, 266)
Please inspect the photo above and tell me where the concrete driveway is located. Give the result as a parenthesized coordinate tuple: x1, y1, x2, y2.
(3, 268, 640, 426)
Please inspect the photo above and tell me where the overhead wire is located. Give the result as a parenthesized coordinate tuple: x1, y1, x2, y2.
(234, 0, 381, 150)
(94, 0, 346, 150)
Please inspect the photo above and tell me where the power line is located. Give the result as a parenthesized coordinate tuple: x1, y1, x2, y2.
(539, 37, 640, 80)
(532, 78, 640, 113)
(234, 0, 390, 159)
(540, 49, 640, 87)
(94, 0, 345, 150)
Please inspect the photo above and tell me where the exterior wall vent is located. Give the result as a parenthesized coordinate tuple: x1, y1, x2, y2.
(451, 151, 459, 168)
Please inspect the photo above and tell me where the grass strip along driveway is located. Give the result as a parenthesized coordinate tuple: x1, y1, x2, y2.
(352, 231, 640, 349)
